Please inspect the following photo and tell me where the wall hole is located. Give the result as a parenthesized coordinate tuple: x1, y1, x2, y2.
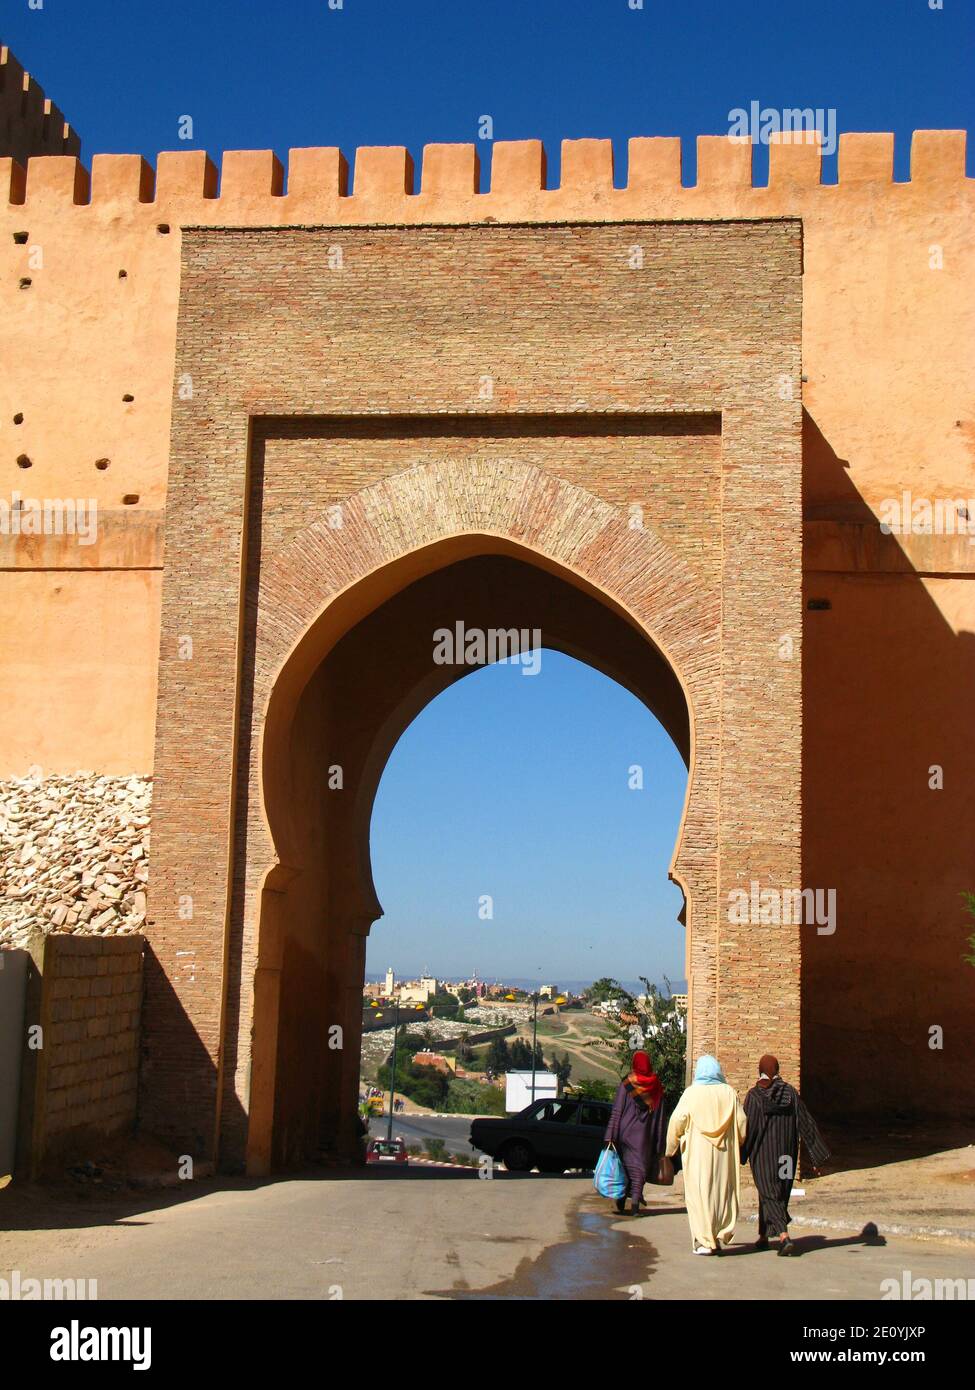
(19, 278, 31, 289)
(95, 458, 110, 471)
(122, 393, 134, 403)
(16, 454, 32, 469)
(13, 231, 28, 245)
(156, 224, 170, 235)
(13, 414, 23, 425)
(122, 493, 139, 505)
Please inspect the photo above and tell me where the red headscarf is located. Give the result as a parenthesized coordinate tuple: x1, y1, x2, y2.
(626, 1050, 664, 1111)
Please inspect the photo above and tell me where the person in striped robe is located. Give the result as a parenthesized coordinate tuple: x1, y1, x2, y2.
(742, 1054, 831, 1256)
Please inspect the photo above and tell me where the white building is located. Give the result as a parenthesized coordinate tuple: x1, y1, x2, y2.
(505, 1070, 558, 1113)
(396, 975, 439, 1005)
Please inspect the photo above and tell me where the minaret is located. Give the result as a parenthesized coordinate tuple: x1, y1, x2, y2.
(385, 966, 394, 997)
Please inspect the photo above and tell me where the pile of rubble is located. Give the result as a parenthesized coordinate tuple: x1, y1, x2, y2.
(0, 773, 151, 950)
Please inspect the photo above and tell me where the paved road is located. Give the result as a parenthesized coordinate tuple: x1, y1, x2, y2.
(368, 1113, 477, 1156)
(2, 1170, 972, 1301)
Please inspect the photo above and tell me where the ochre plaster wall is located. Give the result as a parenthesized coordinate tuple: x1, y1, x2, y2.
(1, 132, 971, 1139)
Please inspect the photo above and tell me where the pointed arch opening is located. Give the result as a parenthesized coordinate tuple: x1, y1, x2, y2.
(244, 536, 696, 1173)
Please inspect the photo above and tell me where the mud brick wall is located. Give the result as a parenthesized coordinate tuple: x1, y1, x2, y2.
(32, 932, 143, 1163)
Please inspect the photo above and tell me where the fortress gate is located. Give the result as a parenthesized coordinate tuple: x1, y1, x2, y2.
(142, 219, 803, 1171)
(4, 119, 971, 1171)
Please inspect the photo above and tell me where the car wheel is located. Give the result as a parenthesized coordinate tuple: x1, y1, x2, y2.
(500, 1139, 534, 1172)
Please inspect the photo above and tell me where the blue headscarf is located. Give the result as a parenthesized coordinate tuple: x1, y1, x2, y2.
(693, 1054, 726, 1085)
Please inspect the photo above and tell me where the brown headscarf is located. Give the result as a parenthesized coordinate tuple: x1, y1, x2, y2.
(757, 1054, 780, 1089)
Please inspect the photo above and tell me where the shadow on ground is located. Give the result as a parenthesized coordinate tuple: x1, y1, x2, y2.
(0, 1162, 576, 1236)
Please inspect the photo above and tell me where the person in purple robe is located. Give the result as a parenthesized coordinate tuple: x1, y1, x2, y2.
(603, 1050, 668, 1216)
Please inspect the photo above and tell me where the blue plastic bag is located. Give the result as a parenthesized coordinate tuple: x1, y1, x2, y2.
(593, 1143, 626, 1199)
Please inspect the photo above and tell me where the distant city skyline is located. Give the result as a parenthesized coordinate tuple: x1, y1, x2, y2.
(363, 971, 689, 996)
(366, 650, 688, 982)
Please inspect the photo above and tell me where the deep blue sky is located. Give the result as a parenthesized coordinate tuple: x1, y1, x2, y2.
(4, 1, 973, 184)
(6, 3, 971, 982)
(368, 652, 688, 985)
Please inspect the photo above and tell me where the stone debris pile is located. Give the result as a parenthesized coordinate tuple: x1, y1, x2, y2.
(0, 773, 151, 949)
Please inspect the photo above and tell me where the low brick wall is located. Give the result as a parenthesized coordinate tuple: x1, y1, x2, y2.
(28, 932, 143, 1171)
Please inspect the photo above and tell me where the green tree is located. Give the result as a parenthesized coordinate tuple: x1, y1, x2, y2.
(486, 1036, 511, 1074)
(584, 976, 627, 1006)
(444, 1078, 506, 1115)
(551, 1051, 572, 1087)
(461, 1044, 486, 1073)
(510, 1038, 532, 1069)
(572, 1078, 616, 1102)
(376, 1027, 452, 1108)
(410, 1067, 451, 1107)
(608, 979, 687, 1104)
(428, 990, 461, 1019)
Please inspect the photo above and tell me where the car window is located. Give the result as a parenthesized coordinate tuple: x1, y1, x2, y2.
(532, 1100, 577, 1123)
(372, 1141, 402, 1155)
(579, 1103, 608, 1128)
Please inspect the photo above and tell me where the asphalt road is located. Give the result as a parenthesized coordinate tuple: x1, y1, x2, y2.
(368, 1113, 478, 1156)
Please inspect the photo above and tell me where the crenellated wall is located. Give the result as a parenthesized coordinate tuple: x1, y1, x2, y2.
(2, 133, 971, 729)
(0, 129, 973, 1126)
(0, 47, 81, 166)
(2, 133, 973, 772)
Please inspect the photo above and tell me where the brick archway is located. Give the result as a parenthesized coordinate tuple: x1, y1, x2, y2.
(237, 459, 715, 1172)
(141, 218, 803, 1170)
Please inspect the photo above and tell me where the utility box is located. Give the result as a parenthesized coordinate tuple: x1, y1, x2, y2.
(505, 1070, 557, 1113)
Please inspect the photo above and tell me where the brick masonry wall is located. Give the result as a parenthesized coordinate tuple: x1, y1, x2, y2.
(32, 932, 142, 1164)
(143, 218, 802, 1166)
(255, 417, 722, 583)
(0, 131, 971, 1135)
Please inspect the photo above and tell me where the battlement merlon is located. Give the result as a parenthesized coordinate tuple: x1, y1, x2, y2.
(0, 131, 968, 215)
(0, 45, 81, 165)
